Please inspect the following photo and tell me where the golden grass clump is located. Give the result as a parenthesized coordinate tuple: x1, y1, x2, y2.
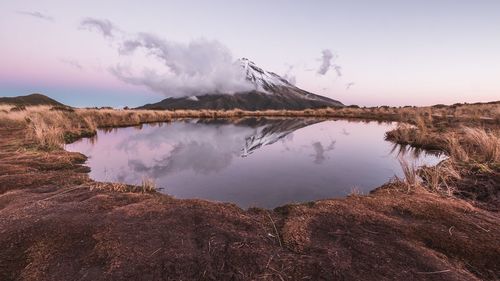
(419, 160, 461, 196)
(0, 105, 95, 149)
(397, 154, 461, 196)
(386, 106, 499, 198)
(141, 178, 157, 192)
(89, 182, 130, 192)
(89, 180, 156, 193)
(20, 107, 70, 149)
(386, 124, 417, 143)
(385, 122, 440, 150)
(0, 105, 28, 125)
(441, 127, 499, 163)
(462, 127, 500, 163)
(27, 114, 64, 149)
(76, 108, 175, 127)
(443, 132, 470, 162)
(0, 104, 13, 113)
(397, 157, 421, 192)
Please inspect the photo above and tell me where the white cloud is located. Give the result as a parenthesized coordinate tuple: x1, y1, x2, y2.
(80, 19, 252, 97)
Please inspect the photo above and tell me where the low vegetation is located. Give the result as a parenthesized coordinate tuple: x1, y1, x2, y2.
(141, 177, 157, 192)
(88, 181, 156, 193)
(1, 101, 497, 149)
(0, 100, 499, 280)
(385, 110, 499, 209)
(0, 101, 498, 207)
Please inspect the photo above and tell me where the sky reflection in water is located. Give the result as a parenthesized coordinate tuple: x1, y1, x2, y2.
(66, 118, 445, 208)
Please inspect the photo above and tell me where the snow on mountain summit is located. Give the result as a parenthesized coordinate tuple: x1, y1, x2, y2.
(239, 58, 292, 93)
(237, 58, 341, 104)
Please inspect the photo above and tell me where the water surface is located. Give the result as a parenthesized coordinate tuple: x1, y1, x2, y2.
(66, 118, 445, 208)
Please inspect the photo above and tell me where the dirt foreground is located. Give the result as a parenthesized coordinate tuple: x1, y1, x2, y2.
(0, 119, 499, 280)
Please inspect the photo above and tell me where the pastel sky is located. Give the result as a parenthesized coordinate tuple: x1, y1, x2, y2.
(1, 0, 499, 107)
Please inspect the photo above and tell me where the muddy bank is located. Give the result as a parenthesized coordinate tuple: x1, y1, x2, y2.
(0, 122, 499, 280)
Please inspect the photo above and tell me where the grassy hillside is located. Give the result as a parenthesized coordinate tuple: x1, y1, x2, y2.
(0, 93, 65, 107)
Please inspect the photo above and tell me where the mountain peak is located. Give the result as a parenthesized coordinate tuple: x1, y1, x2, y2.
(138, 59, 344, 110)
(238, 58, 292, 93)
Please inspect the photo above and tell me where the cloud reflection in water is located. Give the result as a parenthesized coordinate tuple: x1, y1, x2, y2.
(66, 118, 445, 208)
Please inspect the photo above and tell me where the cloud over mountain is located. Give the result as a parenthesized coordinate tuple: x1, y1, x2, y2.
(80, 18, 252, 97)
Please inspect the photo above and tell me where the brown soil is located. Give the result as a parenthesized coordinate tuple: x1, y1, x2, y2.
(1, 124, 499, 281)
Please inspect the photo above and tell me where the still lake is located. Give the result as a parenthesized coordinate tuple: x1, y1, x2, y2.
(66, 118, 445, 208)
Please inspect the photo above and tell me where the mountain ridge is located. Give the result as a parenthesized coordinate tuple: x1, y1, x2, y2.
(0, 93, 66, 106)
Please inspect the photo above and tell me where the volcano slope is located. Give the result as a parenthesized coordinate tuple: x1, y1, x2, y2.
(138, 58, 343, 111)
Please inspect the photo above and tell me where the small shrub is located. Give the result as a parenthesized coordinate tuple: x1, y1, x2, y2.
(398, 157, 421, 192)
(27, 114, 64, 150)
(349, 186, 362, 196)
(444, 133, 469, 162)
(50, 105, 75, 112)
(419, 160, 461, 196)
(462, 127, 499, 162)
(141, 178, 156, 192)
(10, 105, 26, 112)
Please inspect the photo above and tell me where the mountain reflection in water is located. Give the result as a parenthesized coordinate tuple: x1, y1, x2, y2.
(66, 118, 445, 208)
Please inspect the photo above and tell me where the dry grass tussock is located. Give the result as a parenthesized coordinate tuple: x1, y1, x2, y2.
(88, 179, 156, 193)
(387, 109, 499, 199)
(419, 160, 461, 196)
(27, 114, 64, 150)
(462, 127, 500, 163)
(141, 178, 157, 192)
(397, 157, 421, 192)
(0, 104, 13, 113)
(396, 147, 479, 197)
(387, 124, 499, 164)
(0, 105, 96, 150)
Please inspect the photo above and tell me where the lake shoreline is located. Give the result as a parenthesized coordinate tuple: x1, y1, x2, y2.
(66, 118, 445, 208)
(0, 104, 499, 280)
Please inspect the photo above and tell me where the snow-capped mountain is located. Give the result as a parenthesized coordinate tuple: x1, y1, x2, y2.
(240, 58, 292, 92)
(238, 58, 340, 104)
(138, 59, 343, 110)
(241, 118, 322, 157)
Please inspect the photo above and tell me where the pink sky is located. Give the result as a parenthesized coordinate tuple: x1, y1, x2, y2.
(1, 1, 499, 107)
